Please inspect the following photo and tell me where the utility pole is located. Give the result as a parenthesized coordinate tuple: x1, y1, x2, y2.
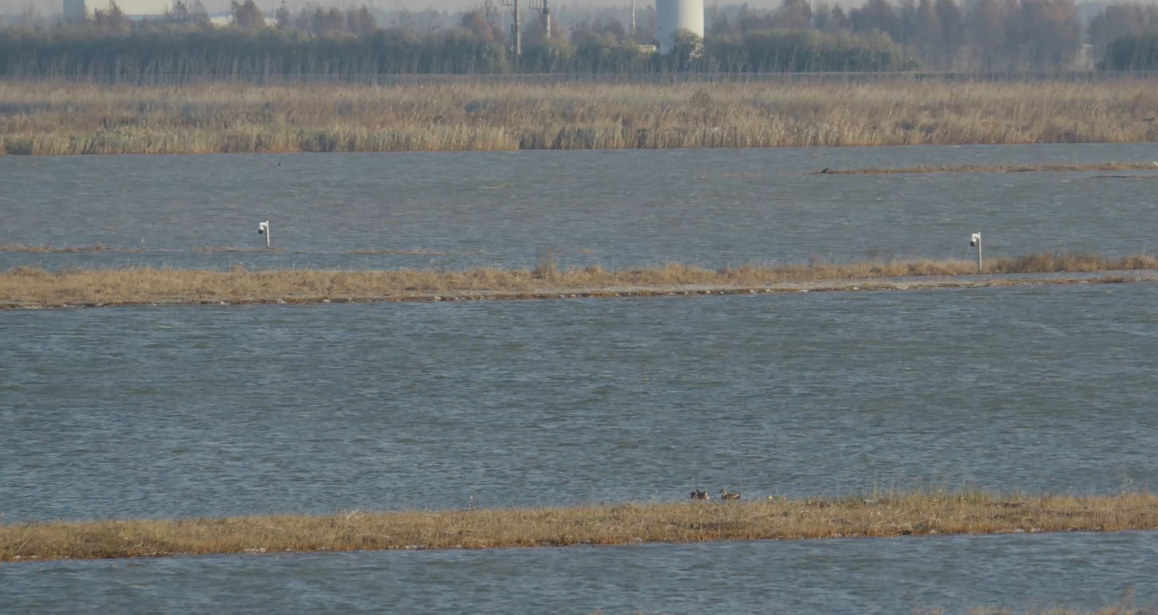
(501, 0, 521, 57)
(631, 0, 636, 38)
(544, 0, 551, 40)
(531, 0, 550, 40)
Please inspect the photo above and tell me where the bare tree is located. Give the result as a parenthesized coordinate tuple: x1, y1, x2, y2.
(231, 0, 265, 30)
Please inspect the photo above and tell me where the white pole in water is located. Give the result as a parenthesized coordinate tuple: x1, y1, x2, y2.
(971, 232, 982, 272)
(259, 221, 270, 249)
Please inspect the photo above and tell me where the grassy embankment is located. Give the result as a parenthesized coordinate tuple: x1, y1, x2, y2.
(1, 80, 1158, 155)
(814, 162, 1158, 174)
(2, 253, 1157, 308)
(3, 491, 1158, 562)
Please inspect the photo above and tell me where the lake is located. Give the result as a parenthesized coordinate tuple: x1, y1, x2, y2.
(3, 145, 1158, 613)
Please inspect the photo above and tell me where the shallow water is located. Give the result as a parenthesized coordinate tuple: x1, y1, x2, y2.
(2, 144, 1157, 272)
(4, 282, 1158, 521)
(3, 532, 1157, 614)
(6, 145, 1158, 612)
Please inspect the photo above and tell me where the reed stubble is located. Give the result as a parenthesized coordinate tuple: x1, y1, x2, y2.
(3, 253, 1156, 308)
(2, 80, 1158, 155)
(3, 491, 1158, 562)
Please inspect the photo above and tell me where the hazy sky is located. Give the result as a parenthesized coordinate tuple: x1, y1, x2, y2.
(3, 0, 1131, 19)
(1, 0, 793, 17)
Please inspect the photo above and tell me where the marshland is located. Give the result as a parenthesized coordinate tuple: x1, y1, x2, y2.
(2, 80, 1158, 155)
(5, 91, 1158, 613)
(4, 491, 1158, 562)
(4, 254, 1158, 308)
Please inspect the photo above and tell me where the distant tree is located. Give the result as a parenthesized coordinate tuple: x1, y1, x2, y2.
(965, 0, 1004, 70)
(275, 1, 291, 29)
(1018, 0, 1079, 69)
(639, 4, 656, 42)
(460, 9, 493, 41)
(773, 0, 813, 30)
(231, 0, 265, 30)
(348, 6, 376, 36)
(666, 29, 703, 70)
(189, 0, 210, 26)
(814, 3, 850, 33)
(93, 1, 130, 32)
(851, 0, 901, 41)
(913, 0, 941, 63)
(1106, 29, 1158, 70)
(171, 0, 189, 22)
(934, 0, 964, 67)
(1088, 3, 1157, 59)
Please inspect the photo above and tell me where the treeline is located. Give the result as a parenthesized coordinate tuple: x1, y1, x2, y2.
(0, 0, 915, 79)
(0, 0, 1156, 79)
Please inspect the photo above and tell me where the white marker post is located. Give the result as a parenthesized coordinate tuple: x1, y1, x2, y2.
(258, 221, 270, 249)
(970, 232, 982, 272)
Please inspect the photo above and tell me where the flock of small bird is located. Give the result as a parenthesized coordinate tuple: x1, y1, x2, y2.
(690, 488, 741, 501)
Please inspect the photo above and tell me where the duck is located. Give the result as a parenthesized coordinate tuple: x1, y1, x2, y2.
(719, 488, 741, 501)
(689, 489, 710, 501)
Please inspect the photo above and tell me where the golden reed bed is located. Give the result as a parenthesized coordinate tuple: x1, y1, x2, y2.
(4, 491, 1158, 562)
(2, 80, 1157, 154)
(2, 254, 1157, 309)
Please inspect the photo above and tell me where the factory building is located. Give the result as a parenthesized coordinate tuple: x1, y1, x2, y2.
(655, 0, 704, 53)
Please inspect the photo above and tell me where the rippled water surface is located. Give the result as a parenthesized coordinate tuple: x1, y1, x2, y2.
(2, 144, 1157, 271)
(4, 283, 1158, 521)
(4, 532, 1157, 614)
(5, 146, 1158, 613)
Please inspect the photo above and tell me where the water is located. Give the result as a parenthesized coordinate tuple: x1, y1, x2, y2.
(5, 146, 1158, 612)
(2, 144, 1157, 272)
(3, 532, 1157, 614)
(4, 283, 1158, 521)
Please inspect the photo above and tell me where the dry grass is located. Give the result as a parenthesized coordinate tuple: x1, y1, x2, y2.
(814, 162, 1158, 175)
(3, 491, 1158, 562)
(3, 253, 1155, 308)
(1, 80, 1158, 154)
(973, 608, 1154, 615)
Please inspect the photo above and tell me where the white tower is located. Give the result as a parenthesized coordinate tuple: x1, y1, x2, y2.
(655, 0, 705, 53)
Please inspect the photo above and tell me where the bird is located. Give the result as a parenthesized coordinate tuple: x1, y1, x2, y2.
(689, 489, 710, 501)
(719, 488, 741, 501)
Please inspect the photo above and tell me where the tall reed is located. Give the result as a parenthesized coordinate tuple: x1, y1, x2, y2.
(2, 80, 1157, 154)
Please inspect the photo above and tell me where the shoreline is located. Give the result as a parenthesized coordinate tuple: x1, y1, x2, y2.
(1, 271, 1154, 310)
(5, 491, 1158, 562)
(3, 255, 1157, 309)
(813, 162, 1158, 175)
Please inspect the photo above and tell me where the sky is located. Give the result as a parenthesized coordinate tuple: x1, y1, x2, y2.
(1, 0, 1138, 20)
(1, 0, 793, 18)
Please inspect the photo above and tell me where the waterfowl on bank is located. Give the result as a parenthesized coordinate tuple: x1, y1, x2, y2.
(719, 489, 741, 501)
(689, 489, 710, 501)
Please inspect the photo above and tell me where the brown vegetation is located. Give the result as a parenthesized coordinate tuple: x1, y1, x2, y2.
(2, 81, 1158, 155)
(2, 254, 1156, 309)
(3, 491, 1158, 562)
(814, 162, 1158, 175)
(974, 607, 1154, 615)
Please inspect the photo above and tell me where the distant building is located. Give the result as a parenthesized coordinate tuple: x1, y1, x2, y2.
(655, 0, 705, 53)
(86, 0, 170, 18)
(63, 0, 86, 21)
